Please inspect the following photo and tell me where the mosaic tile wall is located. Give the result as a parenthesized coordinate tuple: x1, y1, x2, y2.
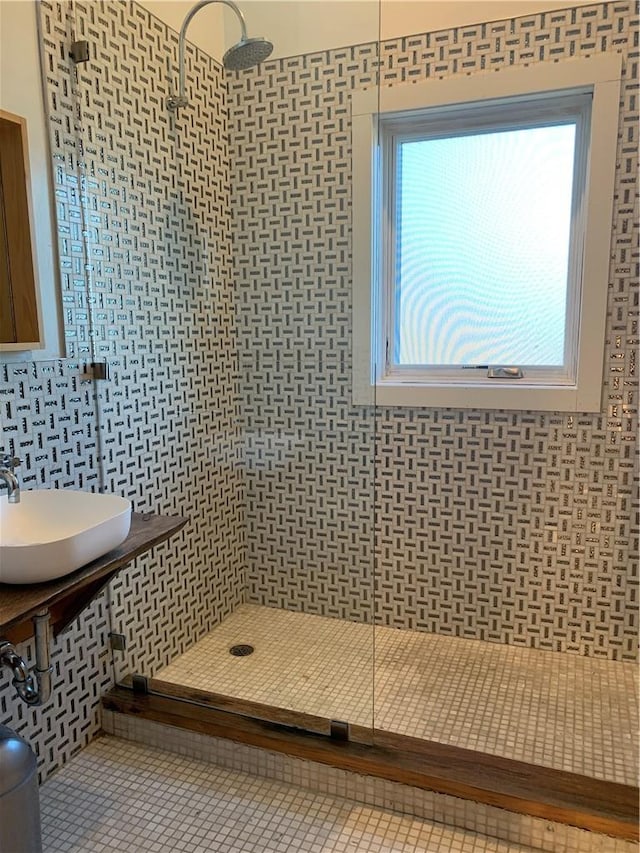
(0, 0, 246, 780)
(0, 361, 111, 779)
(230, 1, 639, 660)
(1, 0, 637, 788)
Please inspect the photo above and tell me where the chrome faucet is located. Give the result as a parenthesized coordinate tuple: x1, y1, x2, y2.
(0, 451, 20, 503)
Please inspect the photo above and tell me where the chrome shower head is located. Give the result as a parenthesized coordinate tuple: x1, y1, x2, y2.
(167, 0, 273, 111)
(223, 36, 273, 71)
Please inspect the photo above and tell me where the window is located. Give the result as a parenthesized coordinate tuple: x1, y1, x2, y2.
(352, 55, 622, 411)
(387, 98, 583, 372)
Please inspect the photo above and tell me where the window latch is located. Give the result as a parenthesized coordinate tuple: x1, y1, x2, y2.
(487, 366, 524, 379)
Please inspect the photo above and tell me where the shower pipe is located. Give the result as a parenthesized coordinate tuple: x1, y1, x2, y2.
(167, 0, 273, 111)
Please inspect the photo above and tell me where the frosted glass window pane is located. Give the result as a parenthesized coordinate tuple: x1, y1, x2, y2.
(395, 124, 576, 366)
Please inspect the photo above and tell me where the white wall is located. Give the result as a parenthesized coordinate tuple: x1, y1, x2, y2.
(233, 1, 378, 58)
(380, 1, 588, 42)
(139, 0, 589, 61)
(0, 0, 63, 358)
(141, 0, 227, 56)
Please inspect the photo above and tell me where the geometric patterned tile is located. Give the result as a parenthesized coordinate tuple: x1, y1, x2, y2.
(230, 1, 638, 660)
(1, 0, 636, 790)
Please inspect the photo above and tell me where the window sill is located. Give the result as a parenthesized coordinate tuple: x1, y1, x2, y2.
(356, 381, 601, 412)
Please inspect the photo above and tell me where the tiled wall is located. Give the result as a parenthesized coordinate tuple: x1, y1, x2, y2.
(0, 0, 246, 779)
(230, 1, 639, 660)
(0, 361, 111, 776)
(0, 0, 637, 788)
(230, 39, 379, 621)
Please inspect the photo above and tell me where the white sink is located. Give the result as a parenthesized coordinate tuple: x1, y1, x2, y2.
(0, 489, 132, 585)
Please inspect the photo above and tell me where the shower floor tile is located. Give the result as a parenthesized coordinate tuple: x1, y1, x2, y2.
(41, 734, 541, 853)
(153, 604, 638, 786)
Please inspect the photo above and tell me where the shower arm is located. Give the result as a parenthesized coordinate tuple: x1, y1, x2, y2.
(169, 0, 248, 110)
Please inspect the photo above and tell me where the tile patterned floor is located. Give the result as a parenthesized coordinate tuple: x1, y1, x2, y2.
(154, 605, 639, 786)
(40, 735, 542, 853)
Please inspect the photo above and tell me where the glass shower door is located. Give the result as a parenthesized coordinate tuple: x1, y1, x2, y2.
(63, 0, 384, 742)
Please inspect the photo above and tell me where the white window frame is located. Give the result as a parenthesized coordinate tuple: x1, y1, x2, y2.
(352, 54, 622, 411)
(382, 94, 589, 384)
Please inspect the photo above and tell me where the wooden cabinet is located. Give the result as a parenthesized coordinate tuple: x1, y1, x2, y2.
(0, 110, 42, 349)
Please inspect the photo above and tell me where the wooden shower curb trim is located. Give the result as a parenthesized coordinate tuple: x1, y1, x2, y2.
(103, 685, 638, 842)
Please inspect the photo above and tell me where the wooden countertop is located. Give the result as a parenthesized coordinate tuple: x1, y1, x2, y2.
(0, 512, 187, 642)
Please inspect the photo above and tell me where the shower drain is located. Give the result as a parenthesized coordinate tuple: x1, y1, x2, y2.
(229, 644, 254, 657)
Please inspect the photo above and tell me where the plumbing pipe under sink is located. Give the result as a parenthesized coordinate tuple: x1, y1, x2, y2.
(0, 611, 53, 706)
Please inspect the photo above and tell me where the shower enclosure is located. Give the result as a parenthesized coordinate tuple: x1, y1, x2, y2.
(36, 0, 638, 838)
(40, 0, 382, 737)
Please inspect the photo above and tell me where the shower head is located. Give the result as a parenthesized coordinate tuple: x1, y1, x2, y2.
(167, 0, 272, 111)
(223, 36, 273, 71)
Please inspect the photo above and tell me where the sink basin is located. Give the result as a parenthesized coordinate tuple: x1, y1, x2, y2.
(0, 489, 132, 584)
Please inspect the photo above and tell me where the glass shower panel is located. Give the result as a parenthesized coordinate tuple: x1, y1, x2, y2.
(370, 3, 639, 804)
(62, 0, 247, 688)
(36, 0, 106, 501)
(60, 0, 383, 739)
(218, 5, 381, 733)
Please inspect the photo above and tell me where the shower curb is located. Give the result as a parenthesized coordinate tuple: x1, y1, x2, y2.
(102, 686, 638, 853)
